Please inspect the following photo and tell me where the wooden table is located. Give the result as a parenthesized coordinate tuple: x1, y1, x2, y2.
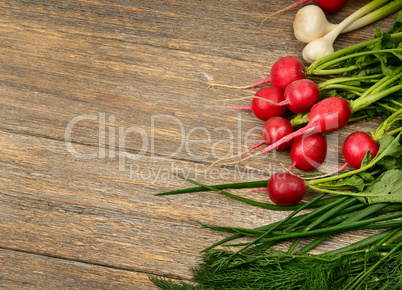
(0, 1, 397, 288)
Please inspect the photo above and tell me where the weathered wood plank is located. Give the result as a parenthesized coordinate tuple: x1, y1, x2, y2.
(0, 21, 262, 160)
(0, 248, 156, 289)
(0, 130, 281, 280)
(0, 0, 393, 61)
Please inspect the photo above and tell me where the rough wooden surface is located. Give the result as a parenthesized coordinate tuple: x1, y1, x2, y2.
(0, 0, 397, 288)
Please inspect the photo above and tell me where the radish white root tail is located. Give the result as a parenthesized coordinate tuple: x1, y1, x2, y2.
(257, 0, 312, 30)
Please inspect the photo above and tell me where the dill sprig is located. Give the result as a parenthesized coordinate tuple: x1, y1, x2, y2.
(150, 229, 402, 289)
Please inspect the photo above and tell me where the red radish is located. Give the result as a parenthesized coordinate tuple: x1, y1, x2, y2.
(209, 116, 294, 167)
(284, 79, 320, 113)
(263, 56, 306, 90)
(229, 86, 287, 120)
(342, 131, 379, 169)
(259, 0, 349, 26)
(306, 96, 351, 134)
(236, 116, 294, 156)
(263, 79, 320, 114)
(262, 116, 295, 151)
(242, 97, 351, 161)
(306, 131, 379, 180)
(288, 133, 327, 171)
(267, 173, 307, 206)
(268, 56, 306, 90)
(211, 56, 306, 90)
(315, 0, 349, 14)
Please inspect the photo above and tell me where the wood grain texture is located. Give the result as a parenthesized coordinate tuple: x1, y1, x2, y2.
(1, 248, 155, 289)
(0, 0, 397, 288)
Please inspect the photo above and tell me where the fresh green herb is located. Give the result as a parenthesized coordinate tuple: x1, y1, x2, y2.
(150, 221, 402, 289)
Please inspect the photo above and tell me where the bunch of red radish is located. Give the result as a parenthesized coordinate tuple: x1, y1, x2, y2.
(217, 56, 379, 206)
